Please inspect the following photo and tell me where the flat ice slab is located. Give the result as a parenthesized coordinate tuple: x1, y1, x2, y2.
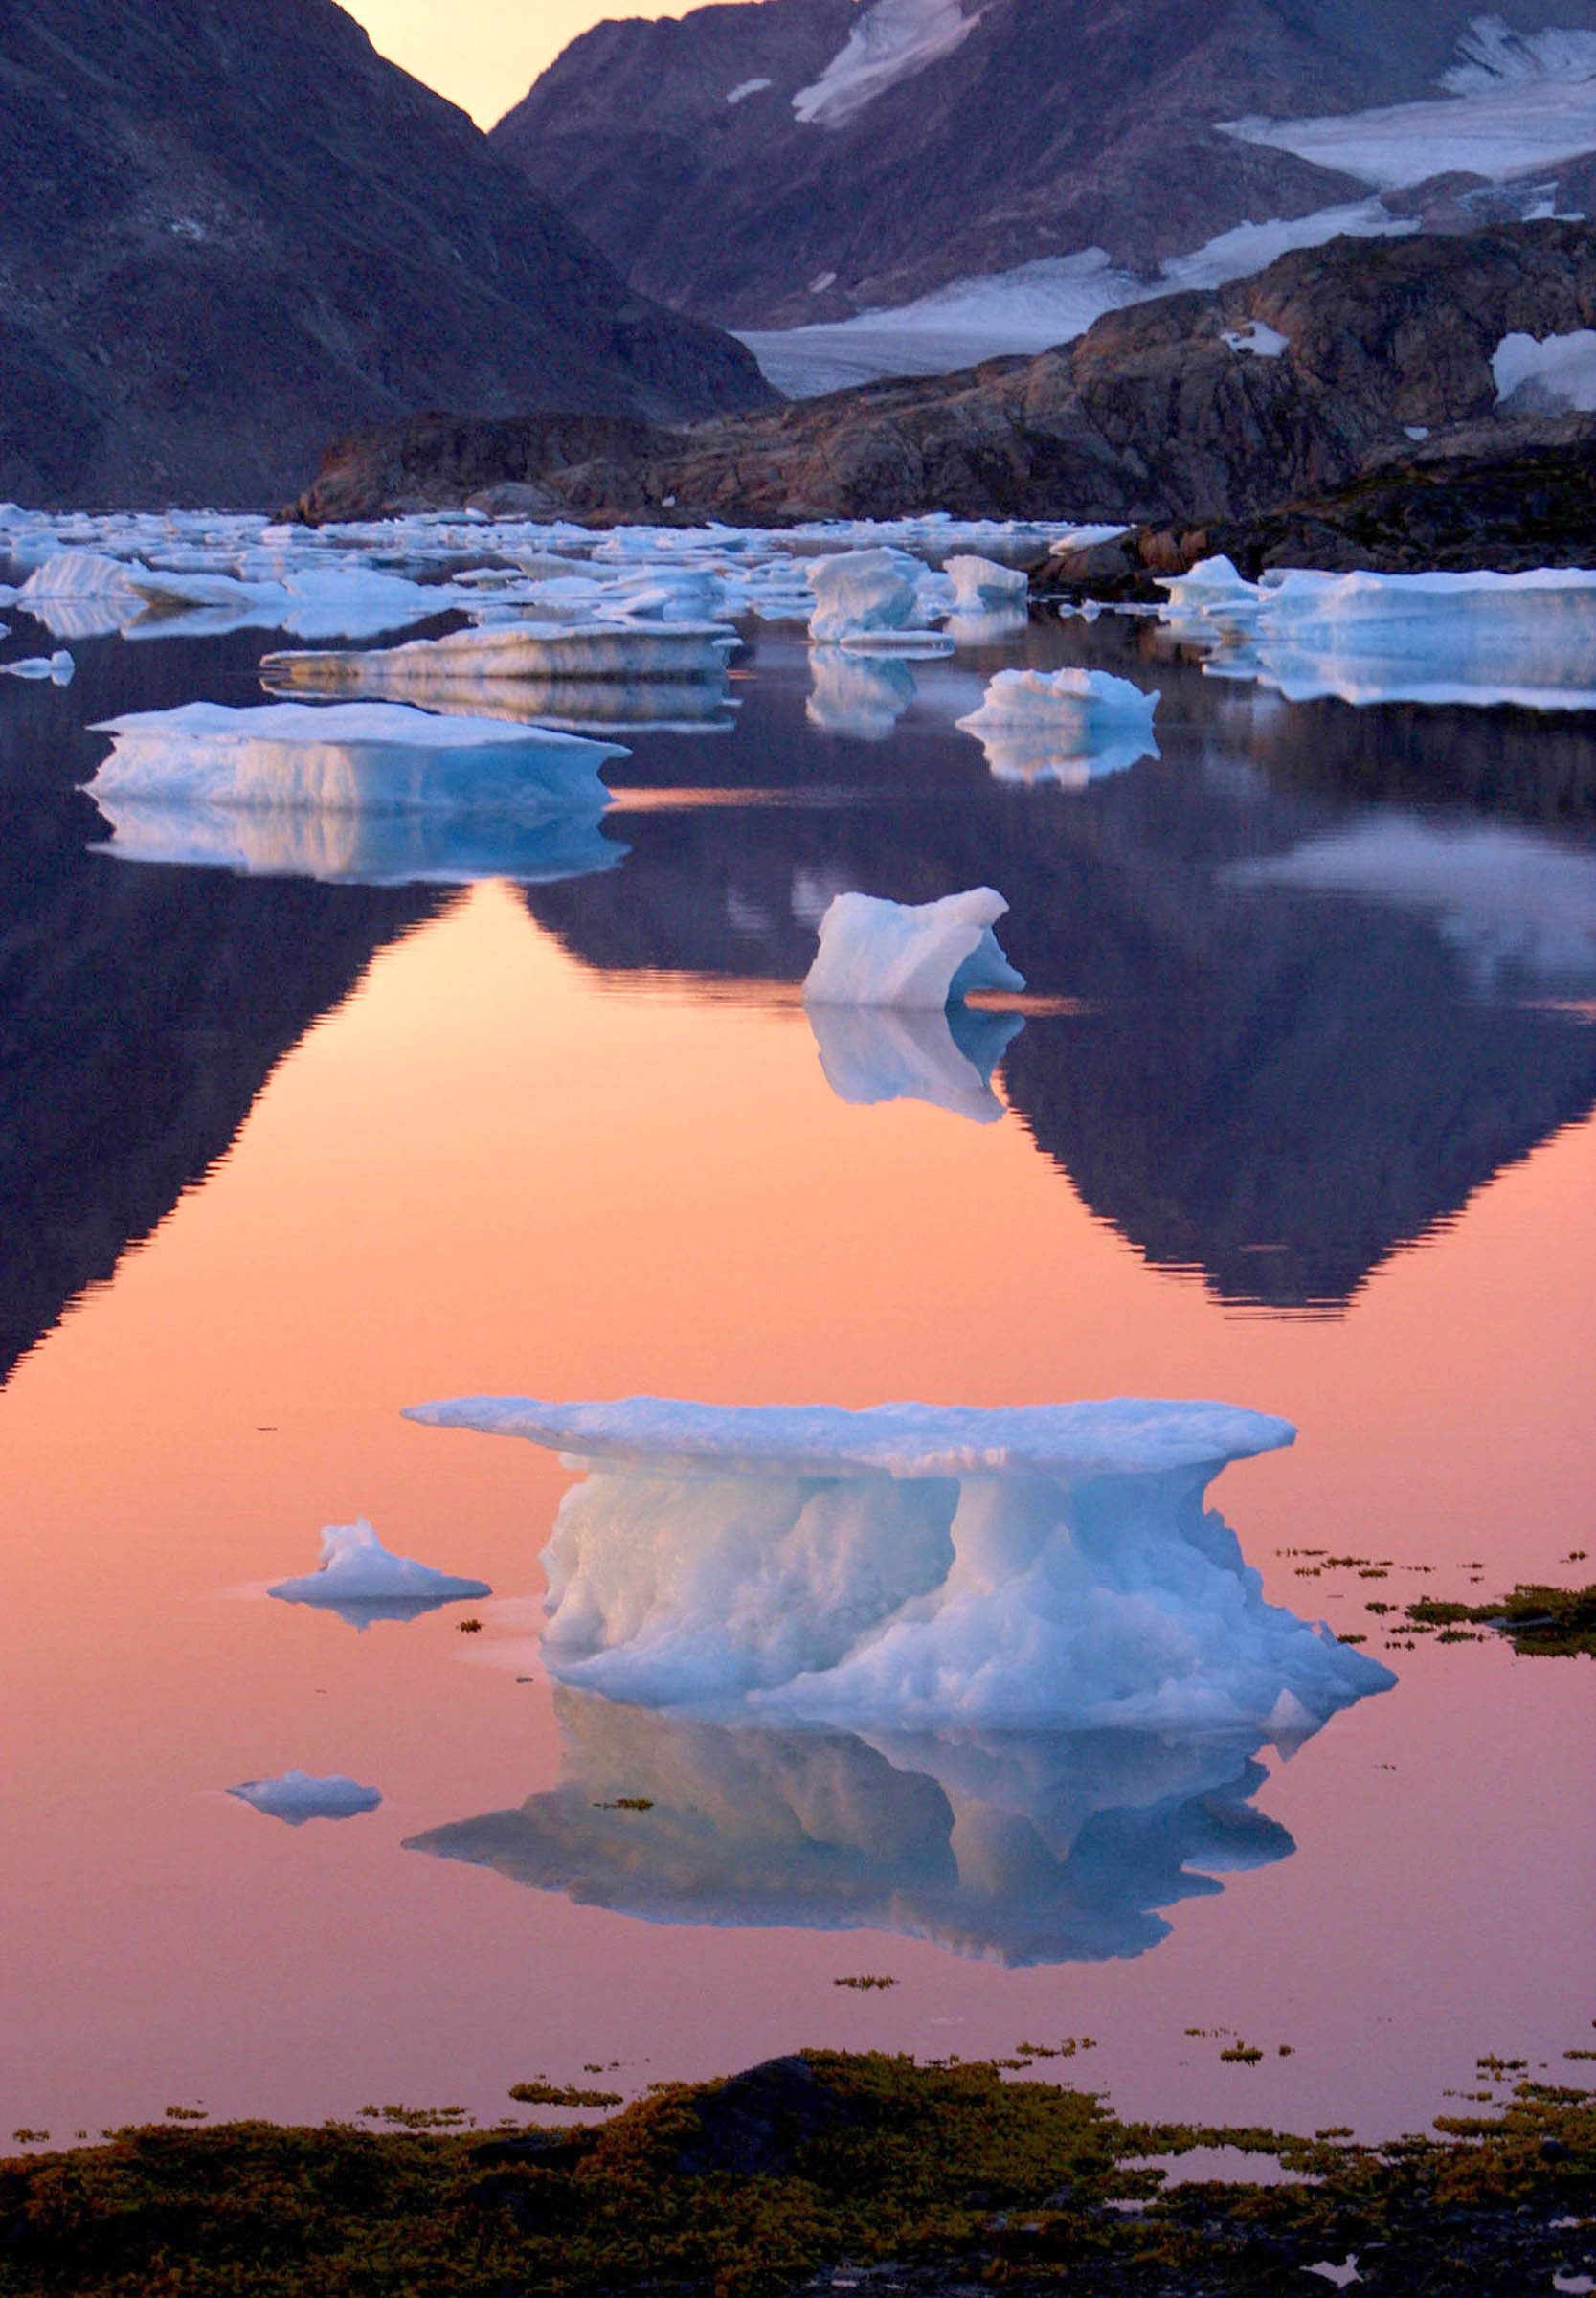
(269, 1518, 491, 1626)
(403, 1393, 1392, 1732)
(262, 620, 738, 687)
(86, 702, 626, 817)
(227, 1770, 381, 1824)
(803, 887, 1024, 1008)
(956, 666, 1159, 785)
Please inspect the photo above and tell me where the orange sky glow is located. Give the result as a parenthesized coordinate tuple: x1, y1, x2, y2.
(342, 0, 755, 128)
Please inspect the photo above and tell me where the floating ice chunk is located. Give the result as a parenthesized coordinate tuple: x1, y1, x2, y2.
(794, 0, 978, 128)
(802, 887, 1024, 1008)
(269, 1518, 491, 1626)
(1228, 817, 1596, 992)
(956, 667, 1159, 786)
(808, 1000, 1023, 1122)
(807, 648, 917, 738)
(806, 548, 926, 642)
(0, 650, 74, 683)
(86, 702, 625, 819)
(1492, 327, 1596, 413)
(262, 620, 736, 688)
(1157, 555, 1263, 623)
(402, 1394, 1392, 1731)
(405, 1689, 1298, 1965)
(227, 1770, 381, 1825)
(943, 554, 1031, 611)
(1223, 321, 1290, 358)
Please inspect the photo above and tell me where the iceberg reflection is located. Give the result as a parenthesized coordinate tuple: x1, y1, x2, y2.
(406, 1689, 1295, 1965)
(807, 999, 1023, 1123)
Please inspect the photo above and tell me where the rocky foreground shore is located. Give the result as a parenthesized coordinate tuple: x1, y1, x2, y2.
(288, 220, 1596, 583)
(2, 2049, 1590, 2295)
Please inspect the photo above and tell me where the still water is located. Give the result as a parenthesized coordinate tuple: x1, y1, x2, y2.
(0, 590, 1592, 2147)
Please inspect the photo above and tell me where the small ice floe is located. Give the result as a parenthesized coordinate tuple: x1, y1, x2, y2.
(807, 1000, 1023, 1122)
(269, 1518, 491, 1627)
(943, 553, 1031, 611)
(0, 650, 74, 683)
(1155, 553, 1265, 630)
(806, 547, 933, 642)
(227, 1770, 381, 1825)
(803, 887, 1024, 1008)
(955, 666, 1159, 785)
(86, 702, 625, 816)
(1493, 327, 1596, 414)
(262, 619, 737, 688)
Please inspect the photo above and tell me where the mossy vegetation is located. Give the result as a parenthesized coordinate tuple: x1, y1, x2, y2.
(1406, 1584, 1596, 1656)
(1, 2051, 1590, 2296)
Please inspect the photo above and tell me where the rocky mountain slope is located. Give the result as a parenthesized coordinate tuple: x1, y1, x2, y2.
(291, 219, 1596, 565)
(0, 0, 769, 510)
(493, 0, 1596, 335)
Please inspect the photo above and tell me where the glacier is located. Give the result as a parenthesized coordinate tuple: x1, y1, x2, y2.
(268, 1518, 491, 1627)
(802, 887, 1025, 1008)
(227, 1770, 381, 1825)
(85, 702, 625, 818)
(405, 1687, 1300, 1965)
(955, 666, 1160, 786)
(402, 1393, 1392, 1734)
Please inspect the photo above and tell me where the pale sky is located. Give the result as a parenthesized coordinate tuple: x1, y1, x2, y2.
(342, 0, 749, 128)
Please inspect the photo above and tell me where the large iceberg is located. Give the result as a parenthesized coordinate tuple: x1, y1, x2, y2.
(227, 1770, 381, 1825)
(806, 1000, 1023, 1123)
(943, 553, 1031, 612)
(406, 1689, 1297, 1965)
(260, 619, 738, 689)
(1159, 566, 1596, 710)
(402, 1394, 1392, 1733)
(806, 548, 931, 643)
(802, 888, 1025, 1008)
(269, 1518, 492, 1627)
(955, 666, 1160, 785)
(85, 702, 625, 818)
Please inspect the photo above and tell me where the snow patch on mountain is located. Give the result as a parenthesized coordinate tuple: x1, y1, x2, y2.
(795, 0, 981, 129)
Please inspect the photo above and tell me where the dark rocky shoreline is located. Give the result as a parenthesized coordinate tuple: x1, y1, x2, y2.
(286, 221, 1596, 588)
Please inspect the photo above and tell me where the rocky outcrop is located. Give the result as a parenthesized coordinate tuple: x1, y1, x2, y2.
(493, 0, 1596, 329)
(289, 221, 1596, 557)
(0, 0, 770, 510)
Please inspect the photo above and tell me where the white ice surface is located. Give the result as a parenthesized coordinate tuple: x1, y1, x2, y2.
(1227, 816, 1596, 991)
(807, 1000, 1023, 1122)
(803, 886, 1024, 1007)
(727, 75, 772, 103)
(15, 551, 476, 642)
(403, 1395, 1391, 1732)
(263, 620, 736, 688)
(1222, 18, 1596, 190)
(226, 1769, 381, 1824)
(1223, 321, 1291, 358)
(1493, 327, 1596, 411)
(270, 1518, 491, 1622)
(87, 702, 625, 818)
(739, 202, 1411, 395)
(0, 650, 74, 682)
(807, 547, 928, 641)
(956, 666, 1159, 785)
(1162, 566, 1596, 710)
(794, 0, 978, 128)
(944, 552, 1031, 609)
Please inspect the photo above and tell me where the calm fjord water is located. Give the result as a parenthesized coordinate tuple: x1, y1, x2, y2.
(0, 603, 1591, 2144)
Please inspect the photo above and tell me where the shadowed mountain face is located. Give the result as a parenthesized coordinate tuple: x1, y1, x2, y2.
(524, 630, 1596, 1311)
(0, 0, 769, 509)
(495, 0, 1596, 329)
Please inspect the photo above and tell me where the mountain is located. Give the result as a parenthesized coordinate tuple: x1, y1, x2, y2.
(0, 0, 770, 510)
(493, 0, 1596, 357)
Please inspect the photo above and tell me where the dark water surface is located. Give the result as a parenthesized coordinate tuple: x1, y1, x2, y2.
(0, 598, 1591, 2144)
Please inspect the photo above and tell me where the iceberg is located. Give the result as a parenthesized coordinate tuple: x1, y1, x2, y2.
(943, 554, 1031, 612)
(406, 1689, 1298, 1965)
(955, 666, 1160, 786)
(1160, 566, 1596, 710)
(261, 619, 738, 689)
(85, 703, 625, 819)
(806, 548, 928, 643)
(401, 1393, 1391, 1734)
(227, 1769, 381, 1825)
(268, 1518, 492, 1626)
(806, 1000, 1023, 1122)
(15, 551, 466, 643)
(802, 888, 1024, 1008)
